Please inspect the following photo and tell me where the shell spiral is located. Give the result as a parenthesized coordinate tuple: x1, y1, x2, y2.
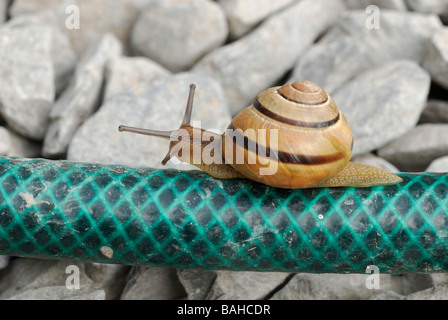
(223, 81, 354, 189)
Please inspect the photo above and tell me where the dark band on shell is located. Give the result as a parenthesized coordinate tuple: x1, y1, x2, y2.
(226, 124, 346, 165)
(253, 99, 340, 128)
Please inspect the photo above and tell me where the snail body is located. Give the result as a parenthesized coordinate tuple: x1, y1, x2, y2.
(119, 81, 402, 189)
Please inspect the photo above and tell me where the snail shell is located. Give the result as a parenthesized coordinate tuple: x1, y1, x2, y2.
(223, 81, 353, 188)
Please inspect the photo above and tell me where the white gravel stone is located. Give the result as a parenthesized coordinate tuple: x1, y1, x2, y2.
(333, 60, 430, 157)
(378, 124, 448, 172)
(67, 73, 232, 169)
(406, 0, 448, 14)
(131, 0, 228, 72)
(43, 34, 123, 158)
(426, 156, 448, 172)
(291, 11, 442, 94)
(194, 0, 346, 115)
(104, 56, 170, 101)
(217, 0, 296, 39)
(0, 24, 76, 139)
(423, 27, 448, 90)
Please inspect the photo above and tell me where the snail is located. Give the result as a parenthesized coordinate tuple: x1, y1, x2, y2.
(118, 81, 402, 189)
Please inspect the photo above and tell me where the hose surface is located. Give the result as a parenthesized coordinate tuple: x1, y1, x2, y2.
(0, 157, 446, 274)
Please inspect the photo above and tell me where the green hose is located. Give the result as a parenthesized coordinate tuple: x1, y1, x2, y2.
(0, 156, 446, 274)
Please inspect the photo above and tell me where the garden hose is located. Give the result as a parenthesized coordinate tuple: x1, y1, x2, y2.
(0, 156, 447, 274)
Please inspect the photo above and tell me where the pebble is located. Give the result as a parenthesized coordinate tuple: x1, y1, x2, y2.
(0, 24, 76, 140)
(217, 0, 295, 39)
(431, 273, 448, 285)
(270, 274, 394, 300)
(331, 10, 442, 62)
(0, 0, 7, 24)
(290, 35, 372, 94)
(423, 28, 448, 90)
(131, 0, 228, 73)
(84, 263, 130, 300)
(291, 11, 442, 94)
(425, 156, 448, 172)
(7, 129, 42, 158)
(333, 60, 431, 157)
(194, 0, 345, 115)
(0, 256, 9, 270)
(7, 285, 106, 300)
(369, 291, 405, 300)
(378, 124, 448, 172)
(67, 73, 231, 169)
(42, 34, 123, 158)
(177, 269, 217, 300)
(104, 56, 170, 101)
(407, 0, 448, 14)
(344, 0, 407, 10)
(0, 259, 92, 299)
(391, 274, 434, 296)
(9, 0, 145, 55)
(419, 100, 448, 124)
(0, 127, 10, 156)
(120, 267, 185, 300)
(405, 283, 448, 300)
(351, 153, 400, 173)
(205, 271, 289, 300)
(8, 0, 62, 16)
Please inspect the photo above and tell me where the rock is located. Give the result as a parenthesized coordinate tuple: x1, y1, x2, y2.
(430, 273, 448, 285)
(419, 100, 448, 124)
(378, 124, 448, 172)
(177, 269, 217, 300)
(104, 56, 170, 101)
(50, 24, 79, 94)
(330, 10, 442, 61)
(84, 263, 130, 300)
(0, 0, 7, 23)
(405, 283, 448, 300)
(42, 34, 123, 158)
(7, 129, 42, 158)
(206, 271, 289, 300)
(291, 11, 441, 94)
(9, 0, 145, 55)
(368, 291, 405, 300)
(131, 0, 227, 72)
(426, 156, 448, 172)
(344, 0, 407, 10)
(270, 273, 394, 300)
(217, 0, 296, 39)
(391, 274, 434, 295)
(120, 267, 185, 300)
(194, 0, 346, 115)
(0, 127, 10, 155)
(0, 256, 9, 270)
(407, 0, 448, 14)
(4, 22, 77, 95)
(8, 0, 62, 16)
(352, 153, 400, 173)
(68, 73, 231, 169)
(332, 60, 430, 157)
(7, 285, 106, 300)
(0, 24, 76, 140)
(290, 36, 372, 94)
(0, 259, 92, 299)
(423, 28, 448, 90)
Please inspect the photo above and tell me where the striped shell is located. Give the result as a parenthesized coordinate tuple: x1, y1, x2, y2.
(222, 81, 353, 189)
